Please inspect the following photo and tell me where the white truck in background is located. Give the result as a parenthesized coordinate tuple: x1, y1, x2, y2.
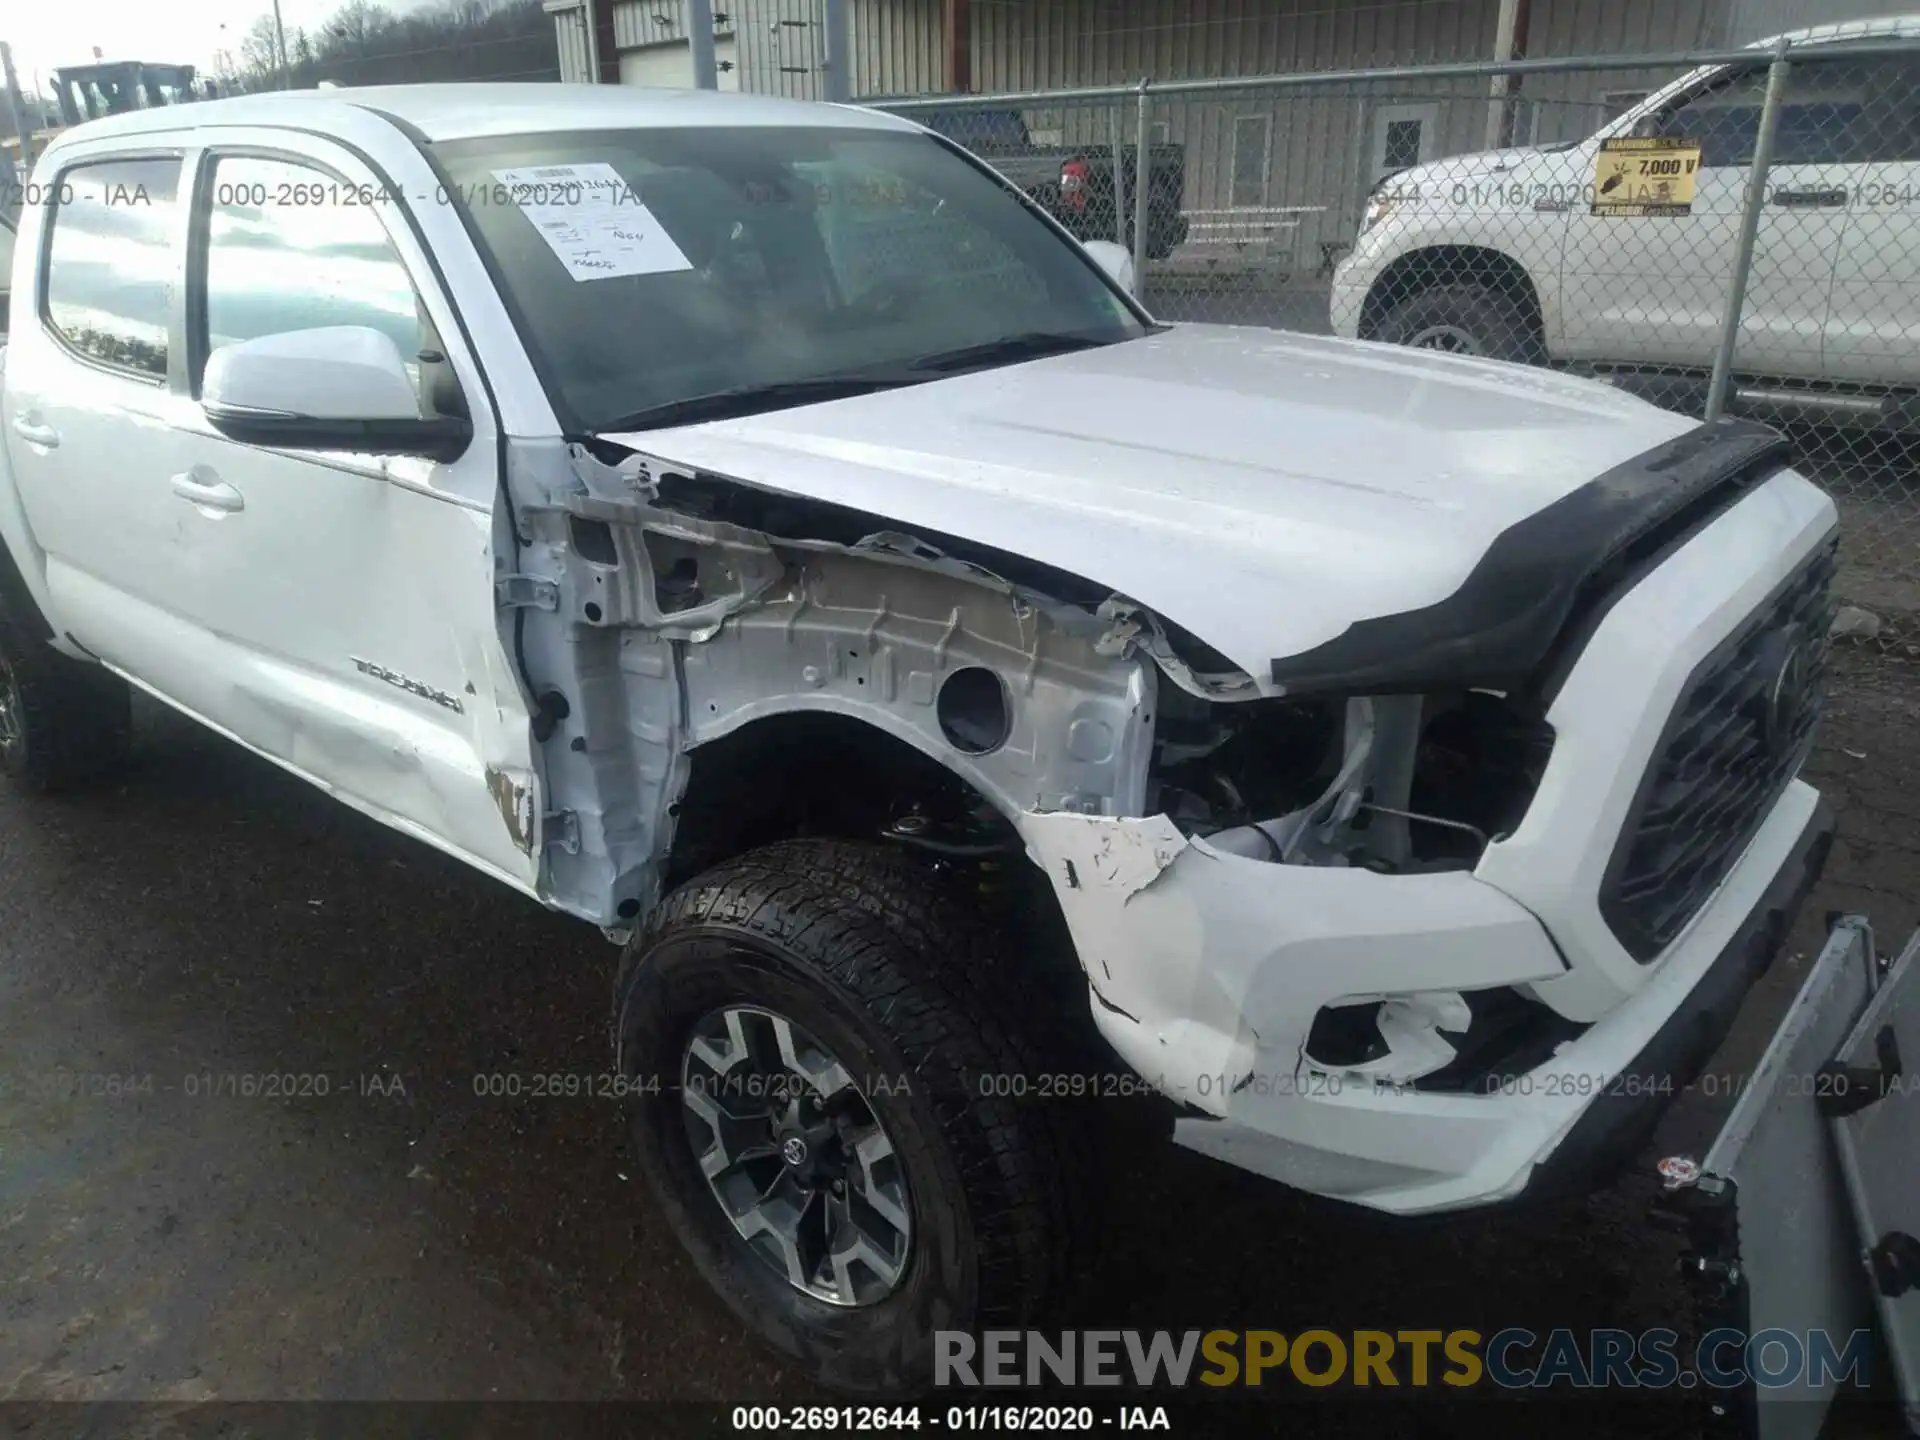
(2, 82, 1841, 1393)
(1333, 17, 1920, 426)
(2, 151, 18, 333)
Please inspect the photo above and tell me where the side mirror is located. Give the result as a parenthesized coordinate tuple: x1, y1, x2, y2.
(202, 326, 471, 461)
(1081, 239, 1137, 296)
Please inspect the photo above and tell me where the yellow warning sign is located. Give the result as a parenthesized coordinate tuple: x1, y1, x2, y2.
(1592, 136, 1702, 216)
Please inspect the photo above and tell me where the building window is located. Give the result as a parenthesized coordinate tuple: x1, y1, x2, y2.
(1231, 114, 1270, 209)
(1370, 102, 1438, 184)
(1382, 119, 1423, 171)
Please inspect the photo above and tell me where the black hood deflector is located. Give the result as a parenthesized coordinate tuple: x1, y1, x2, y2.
(1268, 418, 1793, 697)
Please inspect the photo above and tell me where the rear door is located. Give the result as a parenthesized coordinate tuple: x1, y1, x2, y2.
(1560, 59, 1853, 378)
(2, 146, 203, 688)
(1819, 51, 1920, 386)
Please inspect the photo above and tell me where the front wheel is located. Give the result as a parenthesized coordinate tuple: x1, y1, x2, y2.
(1375, 282, 1542, 364)
(613, 840, 1083, 1393)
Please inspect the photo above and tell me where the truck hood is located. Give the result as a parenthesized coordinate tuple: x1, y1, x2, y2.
(606, 324, 1695, 686)
(1385, 143, 1576, 190)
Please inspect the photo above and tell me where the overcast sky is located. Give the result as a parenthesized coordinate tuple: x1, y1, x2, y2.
(6, 0, 402, 92)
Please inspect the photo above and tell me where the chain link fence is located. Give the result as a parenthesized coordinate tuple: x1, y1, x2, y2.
(871, 33, 1920, 652)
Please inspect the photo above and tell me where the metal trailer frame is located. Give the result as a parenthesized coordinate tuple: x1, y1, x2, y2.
(1655, 916, 1920, 1440)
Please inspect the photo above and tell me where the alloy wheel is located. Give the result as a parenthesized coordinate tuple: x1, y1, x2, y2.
(680, 1004, 913, 1307)
(1407, 322, 1486, 354)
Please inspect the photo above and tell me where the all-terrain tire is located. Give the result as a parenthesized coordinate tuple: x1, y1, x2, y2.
(0, 586, 132, 793)
(1376, 281, 1543, 364)
(613, 839, 1094, 1394)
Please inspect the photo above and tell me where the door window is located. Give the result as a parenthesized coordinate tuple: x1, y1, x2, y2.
(1649, 57, 1920, 167)
(197, 154, 426, 399)
(1829, 56, 1920, 163)
(44, 156, 183, 379)
(1649, 67, 1768, 166)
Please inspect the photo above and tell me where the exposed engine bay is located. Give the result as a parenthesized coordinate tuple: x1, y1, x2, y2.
(1148, 686, 1554, 872)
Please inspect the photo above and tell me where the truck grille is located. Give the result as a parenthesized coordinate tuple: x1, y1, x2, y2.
(1601, 534, 1838, 963)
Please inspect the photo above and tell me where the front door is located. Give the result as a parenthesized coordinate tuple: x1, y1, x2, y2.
(164, 137, 538, 889)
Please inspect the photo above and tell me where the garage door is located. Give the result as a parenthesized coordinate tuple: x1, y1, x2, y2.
(619, 38, 740, 92)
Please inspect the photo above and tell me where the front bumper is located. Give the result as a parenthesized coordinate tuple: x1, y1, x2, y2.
(1021, 467, 1842, 1215)
(1328, 246, 1385, 338)
(1527, 794, 1833, 1197)
(1025, 779, 1829, 1215)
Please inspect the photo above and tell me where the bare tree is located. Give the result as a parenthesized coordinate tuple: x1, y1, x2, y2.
(237, 15, 287, 86)
(226, 0, 559, 93)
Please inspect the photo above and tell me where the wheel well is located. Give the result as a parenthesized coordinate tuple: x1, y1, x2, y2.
(1359, 245, 1544, 342)
(0, 533, 52, 641)
(666, 711, 1015, 885)
(664, 710, 1087, 1009)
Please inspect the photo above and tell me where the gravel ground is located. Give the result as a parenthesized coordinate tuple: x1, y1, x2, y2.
(1, 645, 1916, 1437)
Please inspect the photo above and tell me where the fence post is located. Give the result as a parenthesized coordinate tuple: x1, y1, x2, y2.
(821, 0, 852, 102)
(1706, 39, 1790, 422)
(271, 0, 292, 89)
(687, 0, 719, 89)
(1132, 78, 1152, 299)
(1112, 101, 1128, 245)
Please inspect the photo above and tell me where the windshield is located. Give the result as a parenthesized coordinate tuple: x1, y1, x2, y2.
(434, 125, 1144, 433)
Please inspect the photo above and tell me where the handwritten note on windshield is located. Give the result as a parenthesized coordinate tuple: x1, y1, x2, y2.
(492, 163, 692, 281)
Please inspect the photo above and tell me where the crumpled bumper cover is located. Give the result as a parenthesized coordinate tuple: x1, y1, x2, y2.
(1020, 778, 1830, 1216)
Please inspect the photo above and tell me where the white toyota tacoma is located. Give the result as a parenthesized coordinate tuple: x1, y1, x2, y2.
(1, 84, 1838, 1391)
(1332, 17, 1920, 424)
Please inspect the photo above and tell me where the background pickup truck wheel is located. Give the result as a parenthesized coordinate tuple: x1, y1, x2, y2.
(614, 839, 1085, 1393)
(1376, 282, 1542, 364)
(0, 598, 132, 793)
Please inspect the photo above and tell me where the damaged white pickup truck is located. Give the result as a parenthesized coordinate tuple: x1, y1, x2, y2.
(1, 84, 1839, 1391)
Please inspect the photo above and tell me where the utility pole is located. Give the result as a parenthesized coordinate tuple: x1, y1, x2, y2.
(687, 0, 718, 89)
(1, 42, 34, 169)
(821, 0, 849, 101)
(272, 0, 292, 88)
(943, 0, 970, 93)
(1483, 0, 1531, 150)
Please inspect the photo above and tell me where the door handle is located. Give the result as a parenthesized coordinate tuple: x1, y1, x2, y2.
(10, 415, 60, 448)
(170, 471, 246, 514)
(1771, 187, 1847, 207)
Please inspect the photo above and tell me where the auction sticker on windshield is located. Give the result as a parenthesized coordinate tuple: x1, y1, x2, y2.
(1592, 136, 1701, 216)
(491, 162, 692, 281)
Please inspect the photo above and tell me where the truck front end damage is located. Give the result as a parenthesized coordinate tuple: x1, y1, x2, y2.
(1023, 430, 1840, 1214)
(501, 416, 1839, 1217)
(496, 432, 1158, 929)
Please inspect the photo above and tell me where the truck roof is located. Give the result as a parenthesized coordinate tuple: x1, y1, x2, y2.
(1753, 12, 1920, 46)
(41, 82, 918, 150)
